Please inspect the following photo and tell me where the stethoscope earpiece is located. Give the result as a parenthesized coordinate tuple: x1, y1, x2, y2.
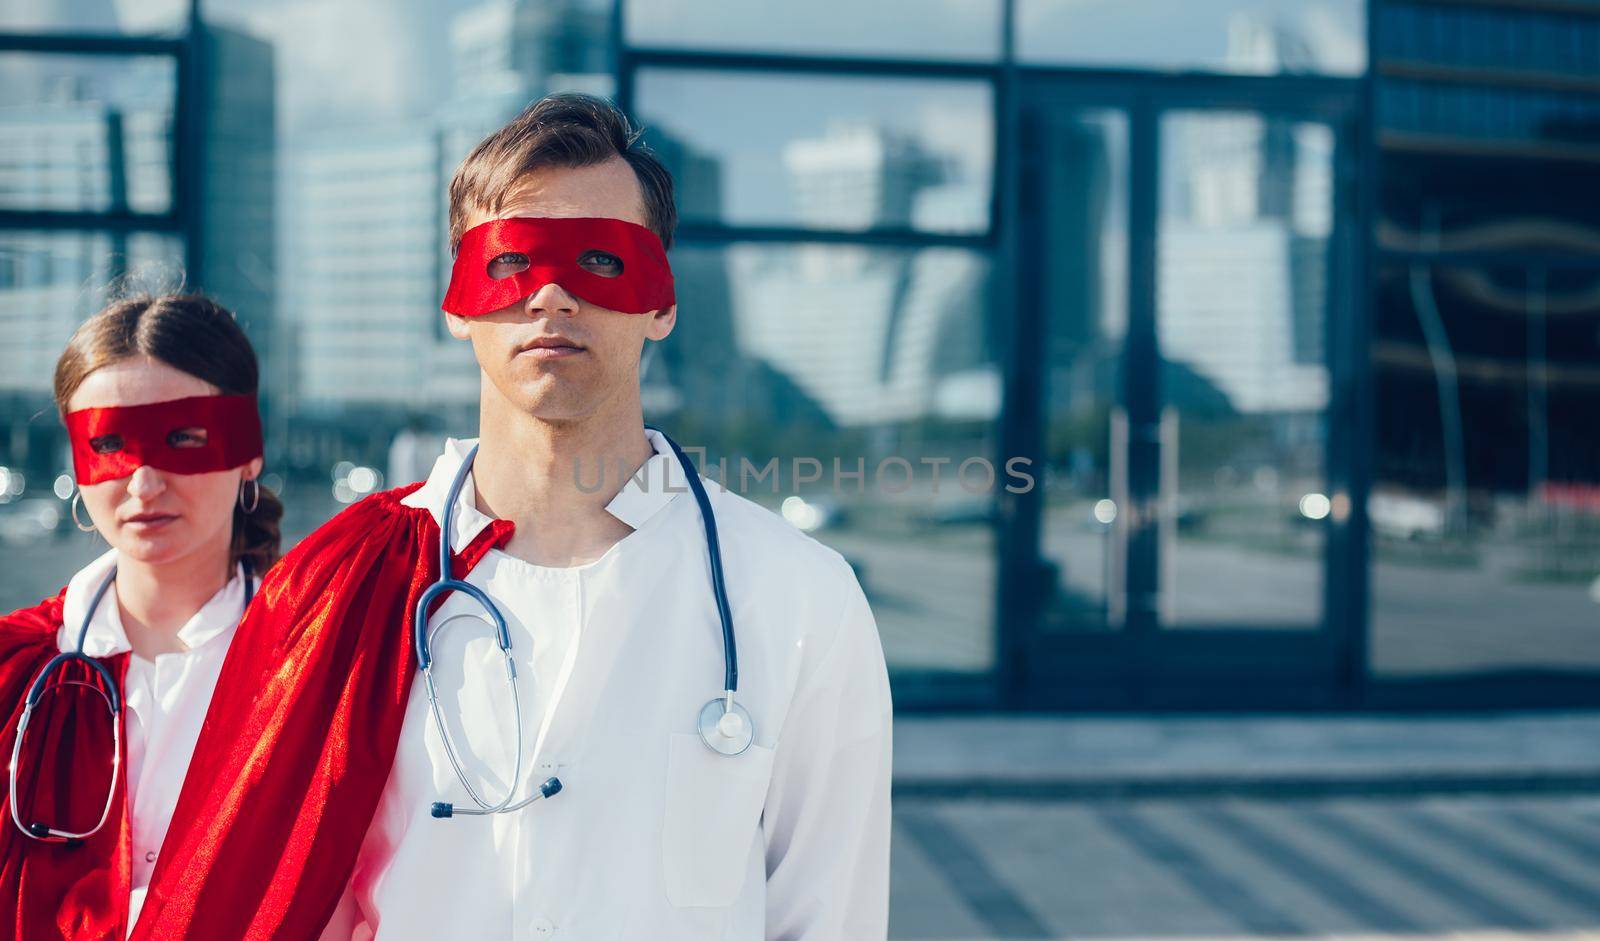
(428, 776, 564, 819)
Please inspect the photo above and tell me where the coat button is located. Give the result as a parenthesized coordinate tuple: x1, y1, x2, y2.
(144, 851, 157, 863)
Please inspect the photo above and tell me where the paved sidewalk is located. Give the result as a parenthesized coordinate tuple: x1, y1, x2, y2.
(888, 713, 1600, 941)
(888, 793, 1600, 941)
(893, 712, 1600, 798)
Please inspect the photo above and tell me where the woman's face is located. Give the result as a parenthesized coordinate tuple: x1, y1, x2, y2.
(67, 356, 263, 569)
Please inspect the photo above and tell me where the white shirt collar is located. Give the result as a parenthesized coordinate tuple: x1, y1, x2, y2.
(400, 427, 690, 554)
(58, 547, 251, 658)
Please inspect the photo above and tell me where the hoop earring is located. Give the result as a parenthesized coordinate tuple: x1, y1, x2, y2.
(70, 492, 97, 533)
(239, 477, 260, 513)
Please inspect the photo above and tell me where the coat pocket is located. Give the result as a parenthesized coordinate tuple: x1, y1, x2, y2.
(661, 732, 776, 908)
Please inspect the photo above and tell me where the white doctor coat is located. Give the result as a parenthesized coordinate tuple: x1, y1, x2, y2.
(322, 429, 893, 940)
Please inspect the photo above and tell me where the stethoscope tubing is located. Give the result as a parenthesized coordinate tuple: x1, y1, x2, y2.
(414, 426, 753, 818)
(648, 425, 738, 697)
(9, 563, 254, 842)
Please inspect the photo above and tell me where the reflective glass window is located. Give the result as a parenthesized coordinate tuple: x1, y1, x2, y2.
(1371, 263, 1600, 677)
(1016, 0, 1365, 76)
(660, 242, 1000, 674)
(625, 0, 1001, 61)
(0, 54, 177, 215)
(634, 68, 994, 235)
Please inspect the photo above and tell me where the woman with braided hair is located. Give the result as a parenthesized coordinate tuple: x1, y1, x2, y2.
(0, 292, 282, 939)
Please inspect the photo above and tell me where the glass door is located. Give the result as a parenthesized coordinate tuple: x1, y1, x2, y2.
(1014, 79, 1359, 707)
(1155, 110, 1335, 633)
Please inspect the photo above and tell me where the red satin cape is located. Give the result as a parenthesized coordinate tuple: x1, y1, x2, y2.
(129, 483, 512, 940)
(0, 591, 132, 940)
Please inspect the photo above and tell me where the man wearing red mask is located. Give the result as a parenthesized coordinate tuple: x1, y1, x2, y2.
(129, 94, 892, 940)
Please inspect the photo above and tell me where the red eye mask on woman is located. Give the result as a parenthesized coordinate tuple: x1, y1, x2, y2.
(442, 216, 675, 317)
(64, 394, 264, 486)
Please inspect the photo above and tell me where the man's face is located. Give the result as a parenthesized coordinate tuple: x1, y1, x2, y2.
(446, 157, 677, 422)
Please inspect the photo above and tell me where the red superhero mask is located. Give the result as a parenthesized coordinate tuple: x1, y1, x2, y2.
(442, 216, 675, 317)
(64, 394, 263, 486)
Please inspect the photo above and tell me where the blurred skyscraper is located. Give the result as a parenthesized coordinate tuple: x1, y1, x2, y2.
(631, 132, 734, 425)
(783, 122, 947, 232)
(0, 57, 175, 398)
(282, 127, 443, 411)
(1370, 0, 1600, 334)
(725, 121, 993, 431)
(279, 0, 617, 450)
(0, 21, 273, 479)
(1372, 0, 1600, 495)
(449, 0, 612, 103)
(201, 25, 277, 397)
(1155, 20, 1331, 417)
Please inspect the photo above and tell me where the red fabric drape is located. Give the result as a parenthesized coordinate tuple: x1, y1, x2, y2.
(131, 484, 512, 940)
(0, 590, 133, 940)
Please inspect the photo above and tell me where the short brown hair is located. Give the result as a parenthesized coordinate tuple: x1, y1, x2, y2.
(447, 93, 677, 255)
(54, 292, 284, 577)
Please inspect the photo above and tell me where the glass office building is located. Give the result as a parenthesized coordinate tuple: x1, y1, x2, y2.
(1, 0, 1596, 709)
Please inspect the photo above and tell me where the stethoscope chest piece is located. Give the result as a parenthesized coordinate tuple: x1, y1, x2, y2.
(698, 697, 754, 756)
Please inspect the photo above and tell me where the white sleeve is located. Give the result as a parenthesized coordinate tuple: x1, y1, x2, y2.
(761, 572, 894, 941)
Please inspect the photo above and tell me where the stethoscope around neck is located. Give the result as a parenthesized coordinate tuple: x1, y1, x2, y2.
(8, 563, 254, 843)
(415, 424, 753, 821)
